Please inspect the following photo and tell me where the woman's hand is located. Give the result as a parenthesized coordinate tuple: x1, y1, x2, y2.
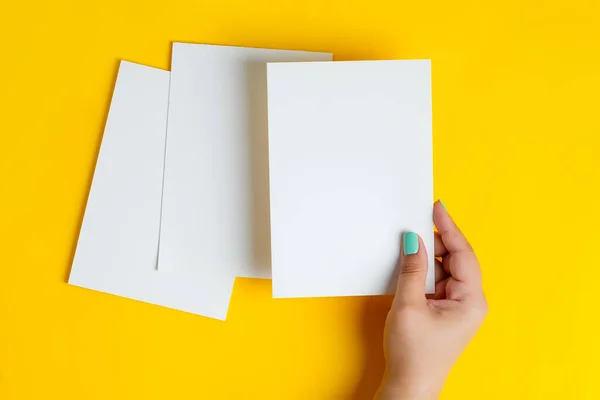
(377, 201, 488, 399)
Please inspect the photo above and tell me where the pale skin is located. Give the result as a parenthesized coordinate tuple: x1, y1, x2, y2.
(376, 201, 488, 399)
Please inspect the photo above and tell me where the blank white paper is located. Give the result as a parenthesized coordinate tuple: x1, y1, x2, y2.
(266, 60, 435, 298)
(158, 43, 332, 279)
(69, 61, 234, 320)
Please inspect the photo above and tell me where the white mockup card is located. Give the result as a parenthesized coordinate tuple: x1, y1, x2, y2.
(69, 61, 234, 320)
(266, 60, 435, 298)
(158, 43, 332, 279)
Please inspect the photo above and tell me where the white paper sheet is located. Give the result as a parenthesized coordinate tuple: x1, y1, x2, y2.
(69, 61, 234, 320)
(158, 43, 332, 279)
(266, 60, 435, 298)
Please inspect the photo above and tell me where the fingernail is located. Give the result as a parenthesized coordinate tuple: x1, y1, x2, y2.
(403, 232, 419, 255)
(438, 199, 446, 210)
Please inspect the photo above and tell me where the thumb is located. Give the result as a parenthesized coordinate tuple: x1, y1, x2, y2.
(394, 232, 428, 306)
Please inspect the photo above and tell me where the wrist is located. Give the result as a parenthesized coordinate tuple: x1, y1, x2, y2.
(376, 371, 442, 400)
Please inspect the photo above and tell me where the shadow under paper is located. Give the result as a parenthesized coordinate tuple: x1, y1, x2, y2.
(244, 61, 273, 278)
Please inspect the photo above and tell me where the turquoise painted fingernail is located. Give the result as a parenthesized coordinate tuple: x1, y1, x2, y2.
(438, 199, 446, 210)
(403, 232, 419, 255)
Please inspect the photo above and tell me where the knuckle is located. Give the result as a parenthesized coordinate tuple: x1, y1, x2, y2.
(459, 294, 488, 321)
(474, 297, 488, 319)
(451, 231, 474, 253)
(466, 240, 475, 253)
(401, 259, 422, 275)
(480, 298, 489, 315)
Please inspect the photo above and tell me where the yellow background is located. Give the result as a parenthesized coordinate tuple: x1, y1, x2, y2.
(1, 0, 599, 398)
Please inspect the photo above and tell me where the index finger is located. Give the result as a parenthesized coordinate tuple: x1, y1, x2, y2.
(433, 201, 481, 284)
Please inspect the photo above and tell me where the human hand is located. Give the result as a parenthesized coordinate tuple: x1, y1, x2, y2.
(376, 201, 487, 399)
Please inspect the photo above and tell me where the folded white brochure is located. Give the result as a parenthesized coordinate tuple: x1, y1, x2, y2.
(69, 61, 235, 320)
(158, 43, 332, 279)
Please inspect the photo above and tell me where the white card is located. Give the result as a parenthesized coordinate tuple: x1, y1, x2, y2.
(158, 43, 332, 279)
(69, 61, 234, 320)
(266, 60, 435, 298)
